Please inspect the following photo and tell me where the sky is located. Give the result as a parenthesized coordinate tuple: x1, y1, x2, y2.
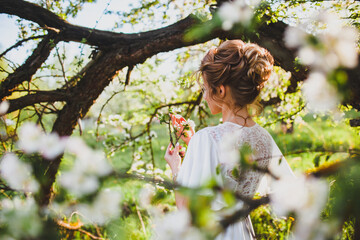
(0, 0, 195, 80)
(0, 0, 134, 64)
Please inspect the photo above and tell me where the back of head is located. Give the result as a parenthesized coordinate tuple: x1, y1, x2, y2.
(199, 40, 274, 113)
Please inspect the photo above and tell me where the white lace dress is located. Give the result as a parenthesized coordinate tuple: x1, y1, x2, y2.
(176, 122, 294, 240)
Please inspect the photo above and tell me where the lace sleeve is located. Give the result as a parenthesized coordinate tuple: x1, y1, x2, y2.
(212, 124, 273, 198)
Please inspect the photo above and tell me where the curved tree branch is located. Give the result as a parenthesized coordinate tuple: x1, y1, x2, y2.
(0, 0, 198, 48)
(7, 90, 70, 113)
(0, 32, 59, 100)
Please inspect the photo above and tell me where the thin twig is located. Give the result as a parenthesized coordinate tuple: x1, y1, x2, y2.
(57, 214, 106, 240)
(284, 148, 360, 156)
(55, 46, 68, 84)
(95, 90, 124, 140)
(263, 105, 305, 128)
(111, 99, 201, 153)
(0, 35, 47, 59)
(125, 65, 134, 88)
(135, 203, 147, 237)
(78, 229, 106, 240)
(34, 105, 46, 131)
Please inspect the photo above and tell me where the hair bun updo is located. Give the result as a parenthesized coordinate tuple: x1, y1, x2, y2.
(199, 40, 274, 111)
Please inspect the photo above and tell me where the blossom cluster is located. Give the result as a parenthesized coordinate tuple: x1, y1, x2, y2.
(71, 188, 122, 225)
(270, 175, 329, 239)
(58, 136, 112, 197)
(0, 196, 42, 239)
(153, 209, 206, 240)
(0, 120, 122, 238)
(284, 12, 359, 112)
(218, 0, 260, 30)
(17, 122, 66, 160)
(0, 153, 39, 193)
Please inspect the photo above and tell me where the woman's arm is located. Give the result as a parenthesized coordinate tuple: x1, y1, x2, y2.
(175, 191, 188, 209)
(164, 143, 188, 209)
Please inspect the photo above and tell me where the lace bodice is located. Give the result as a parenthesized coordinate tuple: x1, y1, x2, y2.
(204, 122, 273, 198)
(176, 121, 292, 239)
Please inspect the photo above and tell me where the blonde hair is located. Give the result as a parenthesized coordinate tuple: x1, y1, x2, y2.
(199, 40, 274, 115)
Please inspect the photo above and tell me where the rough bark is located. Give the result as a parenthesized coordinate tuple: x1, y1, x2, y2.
(0, 33, 59, 100)
(7, 90, 70, 113)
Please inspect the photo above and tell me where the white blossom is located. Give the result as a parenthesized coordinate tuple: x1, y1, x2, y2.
(153, 209, 205, 240)
(150, 130, 158, 138)
(270, 175, 309, 216)
(146, 163, 153, 170)
(270, 175, 329, 240)
(186, 119, 196, 129)
(159, 81, 177, 101)
(164, 168, 172, 179)
(138, 183, 156, 208)
(284, 26, 307, 48)
(284, 12, 358, 115)
(17, 122, 66, 160)
(131, 160, 145, 171)
(0, 153, 39, 193)
(17, 123, 43, 153)
(298, 46, 317, 65)
(270, 175, 328, 216)
(77, 189, 122, 225)
(121, 120, 132, 130)
(218, 0, 257, 30)
(5, 119, 15, 126)
(302, 72, 340, 112)
(59, 136, 112, 196)
(0, 100, 9, 115)
(0, 196, 42, 238)
(65, 137, 112, 176)
(154, 168, 164, 175)
(65, 136, 91, 156)
(333, 28, 358, 68)
(59, 171, 99, 197)
(107, 114, 121, 126)
(137, 168, 146, 174)
(39, 133, 66, 160)
(219, 132, 242, 169)
(75, 150, 112, 177)
(171, 107, 182, 113)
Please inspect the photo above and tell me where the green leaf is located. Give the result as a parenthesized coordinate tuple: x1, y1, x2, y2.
(313, 154, 322, 167)
(216, 164, 221, 175)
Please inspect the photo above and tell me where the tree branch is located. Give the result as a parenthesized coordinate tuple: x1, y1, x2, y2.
(0, 0, 67, 30)
(7, 90, 70, 113)
(0, 0, 199, 48)
(0, 33, 59, 100)
(350, 118, 360, 127)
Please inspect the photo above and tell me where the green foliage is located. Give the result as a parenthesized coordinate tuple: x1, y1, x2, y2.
(251, 205, 293, 240)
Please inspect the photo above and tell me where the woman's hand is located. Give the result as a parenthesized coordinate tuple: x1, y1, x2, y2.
(164, 143, 181, 177)
(170, 114, 195, 146)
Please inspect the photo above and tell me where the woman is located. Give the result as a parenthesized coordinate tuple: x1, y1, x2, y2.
(164, 40, 293, 239)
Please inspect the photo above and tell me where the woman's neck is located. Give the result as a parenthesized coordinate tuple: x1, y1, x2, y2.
(222, 106, 255, 127)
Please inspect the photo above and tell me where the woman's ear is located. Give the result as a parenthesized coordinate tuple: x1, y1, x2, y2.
(218, 85, 226, 98)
